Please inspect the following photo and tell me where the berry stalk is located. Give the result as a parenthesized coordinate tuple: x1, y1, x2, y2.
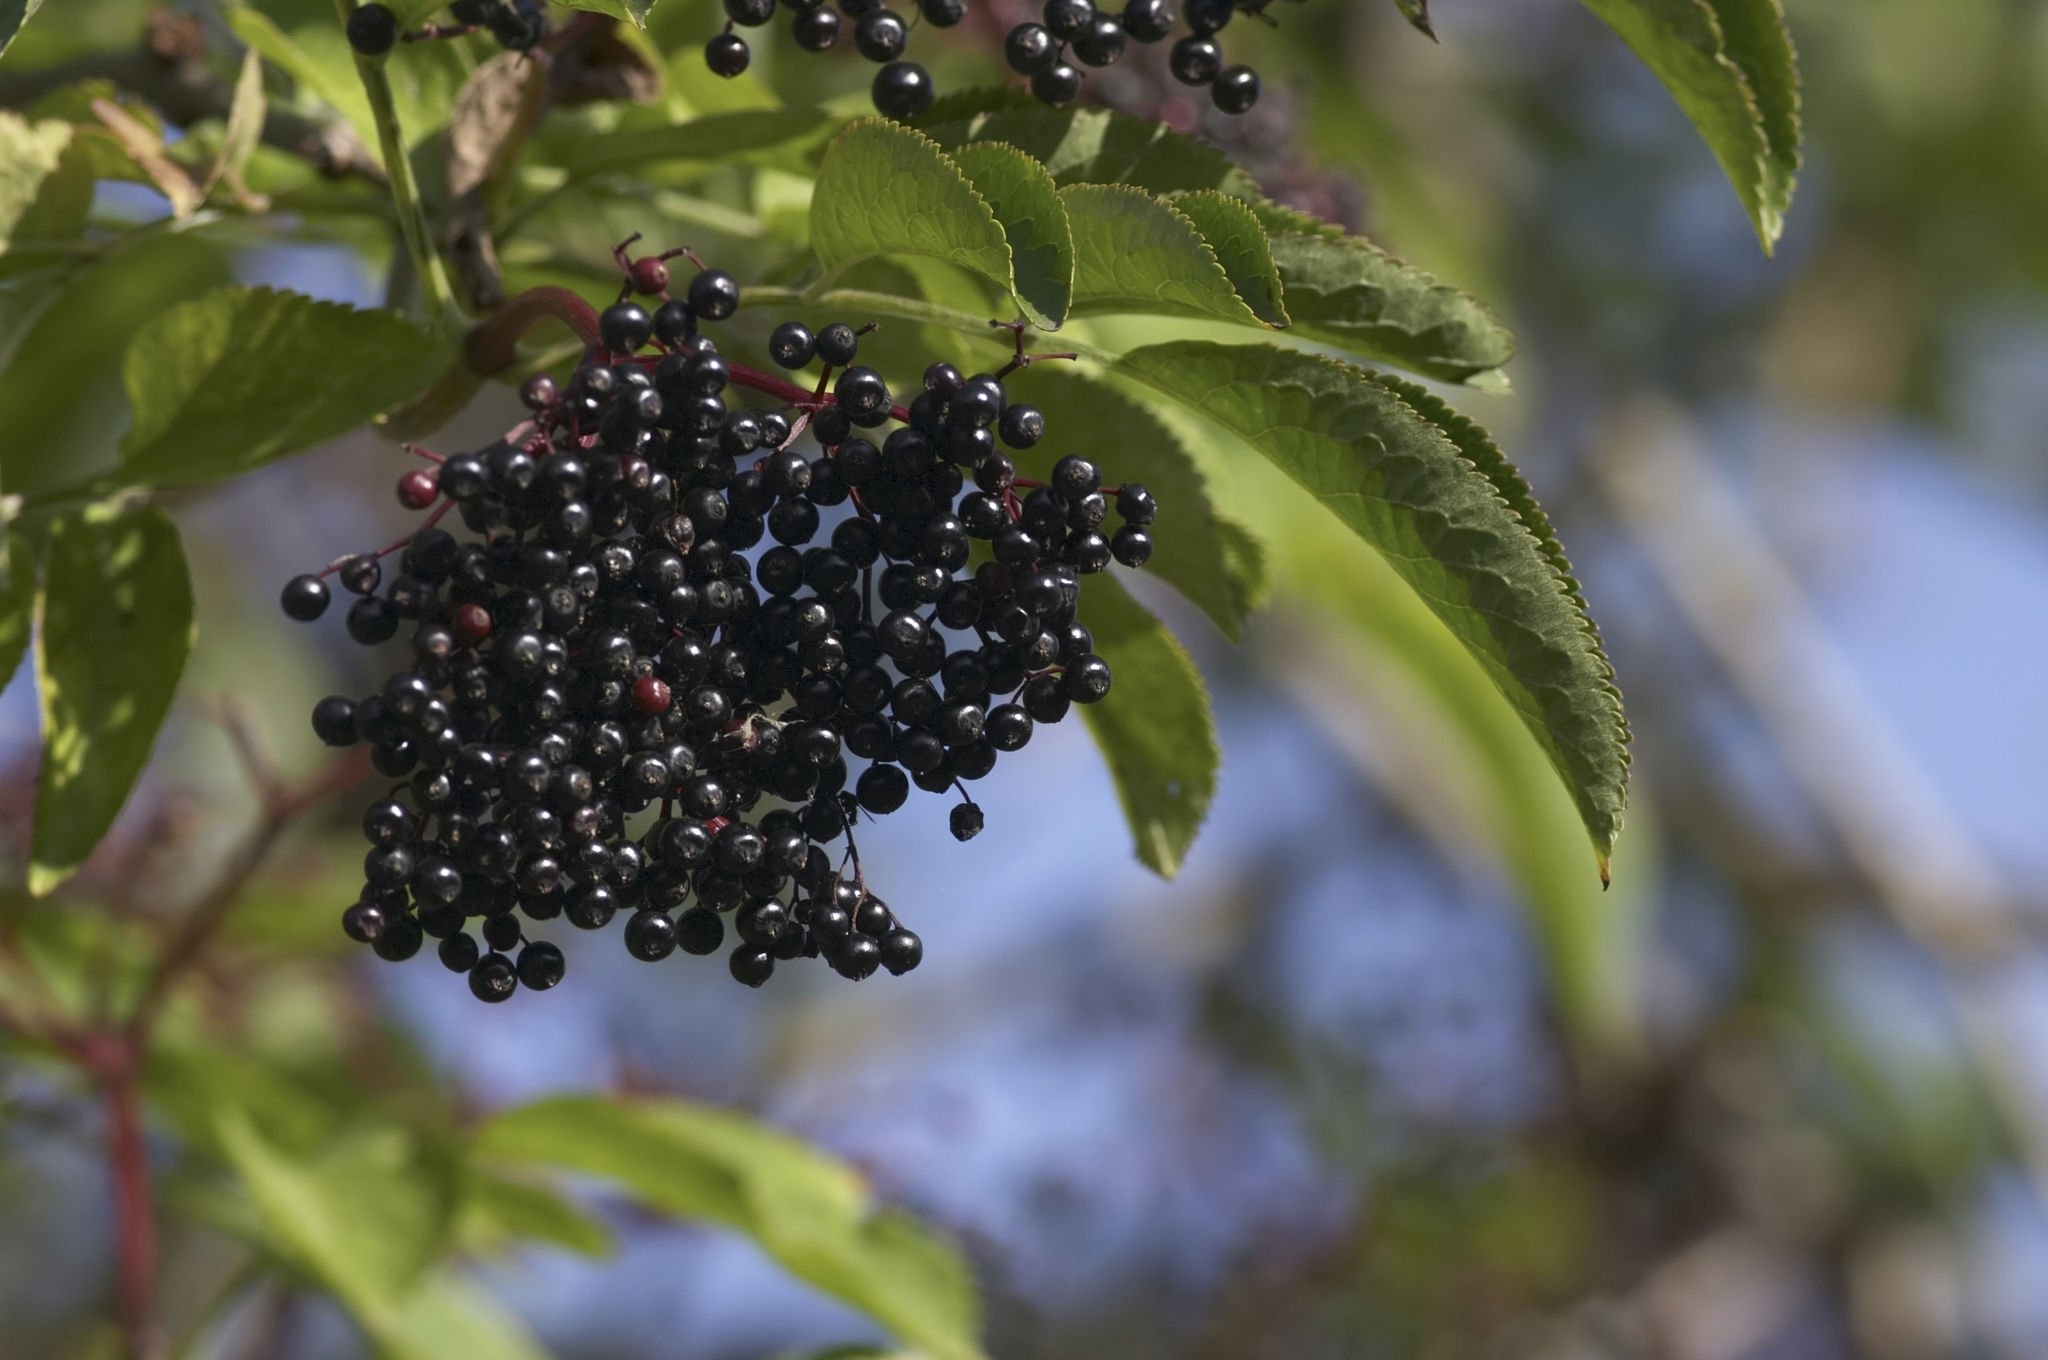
(468, 285, 915, 422)
(338, 0, 456, 329)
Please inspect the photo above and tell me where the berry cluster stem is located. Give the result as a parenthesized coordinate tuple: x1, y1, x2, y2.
(469, 286, 917, 422)
(339, 0, 456, 330)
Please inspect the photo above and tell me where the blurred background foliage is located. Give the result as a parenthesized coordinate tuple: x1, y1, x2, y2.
(7, 0, 2048, 1357)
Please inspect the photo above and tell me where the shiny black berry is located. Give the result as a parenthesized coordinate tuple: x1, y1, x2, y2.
(281, 574, 331, 621)
(469, 953, 519, 1002)
(706, 32, 752, 77)
(345, 2, 399, 55)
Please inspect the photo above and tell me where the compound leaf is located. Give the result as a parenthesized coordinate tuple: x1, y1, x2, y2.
(923, 99, 1252, 197)
(812, 119, 1015, 314)
(1167, 189, 1287, 327)
(949, 139, 1072, 329)
(1062, 184, 1262, 326)
(1115, 341, 1628, 873)
(1255, 208, 1516, 383)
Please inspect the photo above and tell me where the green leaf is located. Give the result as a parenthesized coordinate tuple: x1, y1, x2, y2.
(923, 100, 1253, 197)
(387, 1273, 555, 1360)
(0, 114, 72, 248)
(0, 233, 235, 498)
(811, 119, 1015, 314)
(478, 1096, 986, 1360)
(1165, 189, 1288, 327)
(1254, 212, 1516, 384)
(1185, 413, 1645, 1050)
(0, 531, 35, 694)
(565, 106, 836, 174)
(460, 1166, 614, 1257)
(0, 0, 43, 59)
(948, 140, 1072, 329)
(0, 122, 92, 373)
(1061, 184, 1262, 327)
(1577, 0, 1801, 251)
(30, 505, 194, 896)
(227, 9, 377, 166)
(214, 1109, 462, 1339)
(1005, 367, 1254, 641)
(557, 0, 658, 27)
(1114, 342, 1628, 874)
(117, 286, 439, 491)
(1075, 573, 1218, 879)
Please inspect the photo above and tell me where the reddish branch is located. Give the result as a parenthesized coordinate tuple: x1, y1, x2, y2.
(0, 706, 369, 1360)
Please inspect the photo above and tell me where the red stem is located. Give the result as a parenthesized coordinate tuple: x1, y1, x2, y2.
(103, 1051, 158, 1360)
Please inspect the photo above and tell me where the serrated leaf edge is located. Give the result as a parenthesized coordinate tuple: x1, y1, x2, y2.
(1366, 369, 1630, 875)
(1061, 182, 1269, 329)
(1254, 196, 1518, 374)
(946, 138, 1074, 330)
(814, 119, 1021, 317)
(1165, 188, 1291, 328)
(1116, 344, 1627, 876)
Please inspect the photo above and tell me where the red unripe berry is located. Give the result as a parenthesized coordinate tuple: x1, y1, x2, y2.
(452, 603, 493, 646)
(629, 257, 669, 296)
(631, 675, 672, 715)
(520, 374, 557, 410)
(397, 469, 439, 509)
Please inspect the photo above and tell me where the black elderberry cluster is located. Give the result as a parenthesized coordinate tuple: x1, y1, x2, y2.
(279, 242, 1157, 1003)
(708, 0, 951, 119)
(706, 0, 1282, 118)
(344, 0, 549, 58)
(1006, 0, 1270, 112)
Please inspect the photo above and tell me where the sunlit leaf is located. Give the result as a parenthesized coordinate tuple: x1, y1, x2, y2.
(0, 0, 43, 58)
(119, 286, 440, 491)
(1062, 184, 1261, 326)
(812, 119, 1015, 312)
(479, 1096, 986, 1360)
(949, 139, 1072, 329)
(1578, 0, 1801, 251)
(922, 98, 1252, 197)
(214, 1109, 462, 1337)
(0, 113, 72, 247)
(1115, 342, 1628, 873)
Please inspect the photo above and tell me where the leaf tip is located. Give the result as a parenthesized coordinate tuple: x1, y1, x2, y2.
(27, 860, 73, 898)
